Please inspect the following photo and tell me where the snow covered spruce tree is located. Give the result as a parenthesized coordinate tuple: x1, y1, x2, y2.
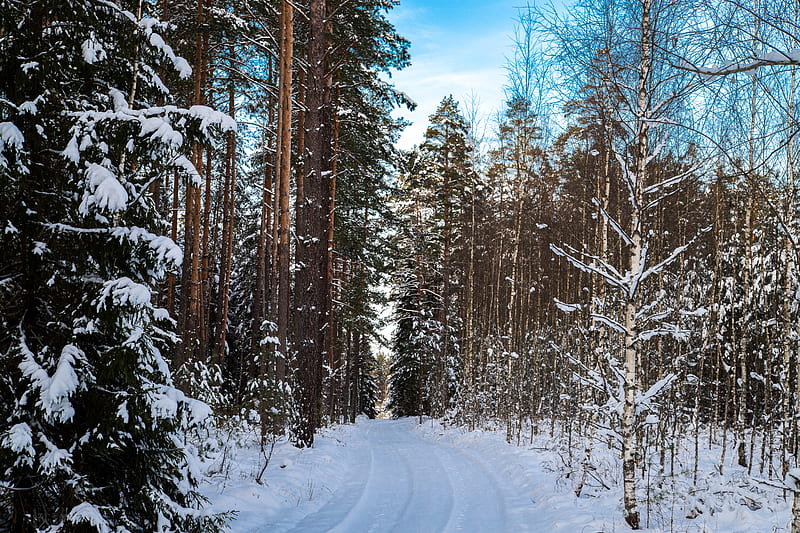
(388, 256, 439, 419)
(0, 1, 232, 531)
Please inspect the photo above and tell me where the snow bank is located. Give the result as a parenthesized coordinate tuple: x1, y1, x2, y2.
(200, 419, 367, 532)
(201, 417, 792, 532)
(415, 418, 792, 532)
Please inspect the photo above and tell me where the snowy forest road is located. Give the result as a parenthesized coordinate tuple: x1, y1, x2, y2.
(283, 418, 534, 533)
(206, 416, 793, 533)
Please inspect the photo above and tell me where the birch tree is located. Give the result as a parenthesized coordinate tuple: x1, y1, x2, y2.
(549, 0, 702, 527)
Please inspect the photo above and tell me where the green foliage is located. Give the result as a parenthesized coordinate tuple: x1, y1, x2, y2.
(0, 1, 229, 531)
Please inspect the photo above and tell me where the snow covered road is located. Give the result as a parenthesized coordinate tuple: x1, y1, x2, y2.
(286, 419, 516, 533)
(203, 417, 793, 532)
(204, 418, 552, 533)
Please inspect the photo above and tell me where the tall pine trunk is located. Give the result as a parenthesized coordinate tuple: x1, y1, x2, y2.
(276, 0, 294, 386)
(293, 0, 332, 447)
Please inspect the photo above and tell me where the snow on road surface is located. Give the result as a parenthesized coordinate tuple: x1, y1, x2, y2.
(202, 417, 791, 532)
(285, 419, 515, 533)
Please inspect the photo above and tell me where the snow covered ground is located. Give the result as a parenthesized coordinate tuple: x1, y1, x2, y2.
(200, 417, 793, 532)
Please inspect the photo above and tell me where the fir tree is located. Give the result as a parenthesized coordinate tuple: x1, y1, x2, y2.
(0, 1, 232, 530)
(388, 265, 439, 418)
(389, 97, 473, 417)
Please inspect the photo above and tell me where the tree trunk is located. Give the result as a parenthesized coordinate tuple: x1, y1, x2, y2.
(276, 0, 294, 386)
(621, 1, 653, 528)
(293, 0, 332, 447)
(213, 60, 237, 367)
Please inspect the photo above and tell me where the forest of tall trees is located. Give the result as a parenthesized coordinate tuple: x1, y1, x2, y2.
(0, 0, 408, 530)
(388, 0, 800, 530)
(4, 0, 800, 531)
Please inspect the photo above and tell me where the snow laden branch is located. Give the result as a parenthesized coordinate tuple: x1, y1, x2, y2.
(635, 373, 678, 416)
(592, 313, 627, 334)
(642, 163, 702, 198)
(591, 198, 633, 246)
(633, 226, 711, 299)
(553, 298, 628, 334)
(678, 49, 800, 76)
(551, 341, 614, 399)
(550, 243, 626, 290)
(0, 121, 25, 170)
(44, 224, 183, 275)
(61, 89, 235, 221)
(636, 325, 690, 343)
(17, 330, 86, 424)
(601, 369, 678, 420)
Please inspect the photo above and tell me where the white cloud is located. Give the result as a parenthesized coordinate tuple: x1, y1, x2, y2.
(387, 1, 520, 150)
(392, 66, 506, 149)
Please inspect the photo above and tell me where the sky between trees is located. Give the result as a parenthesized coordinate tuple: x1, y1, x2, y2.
(388, 0, 546, 149)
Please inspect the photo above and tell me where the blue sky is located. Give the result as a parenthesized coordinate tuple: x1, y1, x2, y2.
(387, 0, 529, 149)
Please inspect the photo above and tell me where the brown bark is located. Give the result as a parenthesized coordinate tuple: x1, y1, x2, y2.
(276, 0, 294, 385)
(327, 94, 340, 421)
(251, 54, 277, 383)
(176, 0, 209, 373)
(166, 170, 180, 316)
(213, 65, 237, 367)
(293, 0, 332, 447)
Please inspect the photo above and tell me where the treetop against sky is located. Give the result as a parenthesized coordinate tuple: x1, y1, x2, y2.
(387, 0, 532, 149)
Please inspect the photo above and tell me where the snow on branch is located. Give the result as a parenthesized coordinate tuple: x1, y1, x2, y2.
(636, 298, 673, 324)
(550, 243, 626, 290)
(0, 122, 24, 153)
(643, 163, 702, 198)
(68, 90, 236, 153)
(591, 313, 627, 334)
(0, 121, 25, 171)
(635, 226, 710, 289)
(171, 155, 202, 187)
(613, 152, 640, 213)
(552, 342, 611, 396)
(67, 502, 112, 533)
(636, 244, 686, 289)
(140, 18, 192, 79)
(642, 135, 668, 170)
(97, 277, 153, 312)
(43, 224, 182, 273)
(1, 423, 34, 467)
(554, 298, 582, 313)
(636, 373, 678, 414)
(79, 163, 129, 215)
(592, 197, 633, 246)
(629, 245, 649, 298)
(636, 324, 691, 343)
(186, 105, 237, 135)
(678, 49, 800, 76)
(18, 332, 85, 423)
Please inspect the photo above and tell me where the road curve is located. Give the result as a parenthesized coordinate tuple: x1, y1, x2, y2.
(285, 418, 523, 533)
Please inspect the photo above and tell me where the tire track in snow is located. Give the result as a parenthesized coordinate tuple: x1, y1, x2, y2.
(392, 427, 454, 533)
(283, 439, 373, 533)
(280, 419, 530, 532)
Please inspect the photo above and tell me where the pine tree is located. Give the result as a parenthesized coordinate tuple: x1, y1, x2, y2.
(418, 96, 473, 415)
(357, 350, 380, 420)
(0, 1, 231, 530)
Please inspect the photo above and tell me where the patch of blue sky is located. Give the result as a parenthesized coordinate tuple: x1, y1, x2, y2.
(387, 0, 530, 149)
